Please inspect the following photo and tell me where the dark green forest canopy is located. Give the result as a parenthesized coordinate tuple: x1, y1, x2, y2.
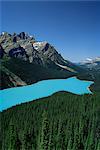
(1, 92, 100, 150)
(0, 58, 75, 90)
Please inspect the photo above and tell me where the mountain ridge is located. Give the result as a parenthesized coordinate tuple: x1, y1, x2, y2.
(0, 32, 67, 64)
(0, 32, 81, 71)
(0, 32, 83, 89)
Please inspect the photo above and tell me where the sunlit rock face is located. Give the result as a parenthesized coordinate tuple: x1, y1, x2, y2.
(0, 32, 81, 74)
(0, 32, 68, 66)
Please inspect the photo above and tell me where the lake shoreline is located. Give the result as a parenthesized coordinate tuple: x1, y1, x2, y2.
(0, 77, 94, 111)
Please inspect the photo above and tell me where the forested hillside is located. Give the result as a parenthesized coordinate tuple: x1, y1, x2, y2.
(1, 92, 100, 150)
(0, 58, 75, 89)
(77, 69, 100, 92)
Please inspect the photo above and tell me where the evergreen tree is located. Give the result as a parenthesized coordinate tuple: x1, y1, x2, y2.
(56, 120, 66, 150)
(40, 110, 50, 150)
(31, 129, 37, 150)
(22, 131, 33, 150)
(96, 141, 100, 150)
(48, 123, 54, 150)
(8, 120, 21, 150)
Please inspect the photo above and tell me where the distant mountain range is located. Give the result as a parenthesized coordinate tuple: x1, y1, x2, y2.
(79, 57, 100, 70)
(77, 57, 100, 92)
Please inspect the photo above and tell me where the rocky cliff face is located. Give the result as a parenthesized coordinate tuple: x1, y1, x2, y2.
(0, 32, 83, 89)
(0, 32, 77, 71)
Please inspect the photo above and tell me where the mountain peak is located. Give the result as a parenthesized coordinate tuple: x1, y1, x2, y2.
(0, 31, 80, 74)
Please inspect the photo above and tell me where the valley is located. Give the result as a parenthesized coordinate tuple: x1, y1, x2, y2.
(0, 32, 100, 150)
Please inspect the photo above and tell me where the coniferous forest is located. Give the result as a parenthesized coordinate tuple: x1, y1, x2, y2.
(0, 91, 100, 150)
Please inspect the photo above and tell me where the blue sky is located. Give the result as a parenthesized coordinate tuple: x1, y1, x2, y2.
(1, 1, 100, 62)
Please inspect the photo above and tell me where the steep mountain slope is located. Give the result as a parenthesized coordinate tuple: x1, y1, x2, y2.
(0, 32, 81, 71)
(1, 65, 27, 89)
(0, 32, 83, 89)
(0, 57, 75, 89)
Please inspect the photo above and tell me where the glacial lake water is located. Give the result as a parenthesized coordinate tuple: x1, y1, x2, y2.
(0, 77, 93, 111)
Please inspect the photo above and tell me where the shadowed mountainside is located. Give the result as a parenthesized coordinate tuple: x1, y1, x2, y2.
(0, 32, 83, 89)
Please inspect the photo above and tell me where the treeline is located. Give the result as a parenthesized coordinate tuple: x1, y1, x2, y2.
(0, 92, 100, 150)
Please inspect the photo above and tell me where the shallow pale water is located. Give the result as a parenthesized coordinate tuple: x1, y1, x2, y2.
(0, 77, 93, 111)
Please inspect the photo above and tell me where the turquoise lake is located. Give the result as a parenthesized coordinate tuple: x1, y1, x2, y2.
(0, 77, 93, 111)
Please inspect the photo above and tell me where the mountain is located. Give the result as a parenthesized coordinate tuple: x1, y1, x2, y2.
(0, 32, 77, 70)
(79, 57, 100, 70)
(77, 57, 100, 92)
(0, 32, 82, 89)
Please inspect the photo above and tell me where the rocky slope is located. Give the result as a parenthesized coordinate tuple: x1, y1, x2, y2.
(1, 66, 27, 88)
(0, 32, 83, 89)
(0, 32, 80, 72)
